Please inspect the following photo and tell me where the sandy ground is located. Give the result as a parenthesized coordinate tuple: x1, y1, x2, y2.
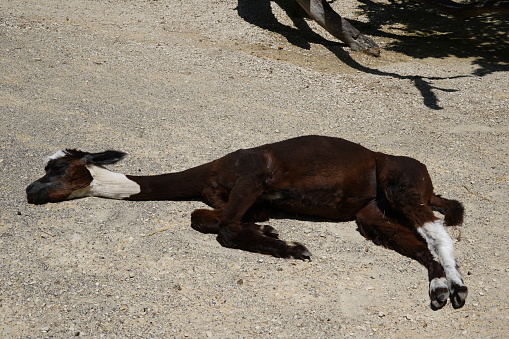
(1, 0, 508, 337)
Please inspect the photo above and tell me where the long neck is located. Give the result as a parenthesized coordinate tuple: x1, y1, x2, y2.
(125, 163, 212, 201)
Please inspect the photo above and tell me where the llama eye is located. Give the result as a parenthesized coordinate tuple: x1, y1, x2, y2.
(50, 165, 66, 174)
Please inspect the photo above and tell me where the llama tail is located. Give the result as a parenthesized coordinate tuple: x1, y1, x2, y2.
(429, 194, 464, 226)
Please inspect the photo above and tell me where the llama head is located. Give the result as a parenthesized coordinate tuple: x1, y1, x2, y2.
(26, 149, 127, 204)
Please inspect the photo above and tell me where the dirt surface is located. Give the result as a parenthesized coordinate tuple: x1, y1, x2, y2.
(1, 0, 508, 337)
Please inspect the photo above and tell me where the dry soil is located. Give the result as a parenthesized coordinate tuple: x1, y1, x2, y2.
(1, 0, 508, 338)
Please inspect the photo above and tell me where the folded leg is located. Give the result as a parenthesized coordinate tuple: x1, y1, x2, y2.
(191, 208, 275, 236)
(191, 209, 222, 234)
(191, 197, 272, 235)
(216, 175, 311, 260)
(217, 221, 310, 259)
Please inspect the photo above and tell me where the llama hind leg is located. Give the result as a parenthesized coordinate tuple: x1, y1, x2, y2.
(380, 170, 468, 308)
(389, 181, 468, 308)
(356, 201, 456, 309)
(417, 220, 468, 309)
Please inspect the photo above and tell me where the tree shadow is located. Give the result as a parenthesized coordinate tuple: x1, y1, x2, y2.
(356, 0, 509, 75)
(236, 0, 330, 49)
(235, 0, 508, 110)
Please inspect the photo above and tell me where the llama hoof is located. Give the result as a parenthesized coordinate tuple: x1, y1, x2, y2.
(429, 277, 449, 310)
(451, 283, 468, 309)
(430, 291, 449, 310)
(262, 225, 279, 238)
(287, 242, 311, 261)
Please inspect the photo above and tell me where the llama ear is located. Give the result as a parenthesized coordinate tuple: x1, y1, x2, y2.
(84, 150, 127, 165)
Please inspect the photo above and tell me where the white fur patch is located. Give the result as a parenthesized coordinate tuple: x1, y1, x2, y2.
(44, 150, 67, 165)
(67, 165, 140, 200)
(418, 221, 464, 286)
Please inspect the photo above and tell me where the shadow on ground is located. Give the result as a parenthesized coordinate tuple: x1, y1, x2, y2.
(356, 0, 509, 75)
(236, 0, 508, 109)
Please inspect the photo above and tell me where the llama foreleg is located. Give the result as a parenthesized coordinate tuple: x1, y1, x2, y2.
(216, 176, 311, 260)
(217, 222, 311, 259)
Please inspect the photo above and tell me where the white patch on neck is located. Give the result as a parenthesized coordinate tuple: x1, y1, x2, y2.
(67, 165, 140, 200)
(44, 150, 67, 165)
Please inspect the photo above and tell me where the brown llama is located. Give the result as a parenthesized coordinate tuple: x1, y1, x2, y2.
(26, 135, 467, 309)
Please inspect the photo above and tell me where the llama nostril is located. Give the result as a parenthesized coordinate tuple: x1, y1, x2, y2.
(26, 182, 35, 194)
(28, 191, 48, 204)
(26, 181, 50, 204)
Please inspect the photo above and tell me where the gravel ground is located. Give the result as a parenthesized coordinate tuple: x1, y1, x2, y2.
(1, 0, 508, 337)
